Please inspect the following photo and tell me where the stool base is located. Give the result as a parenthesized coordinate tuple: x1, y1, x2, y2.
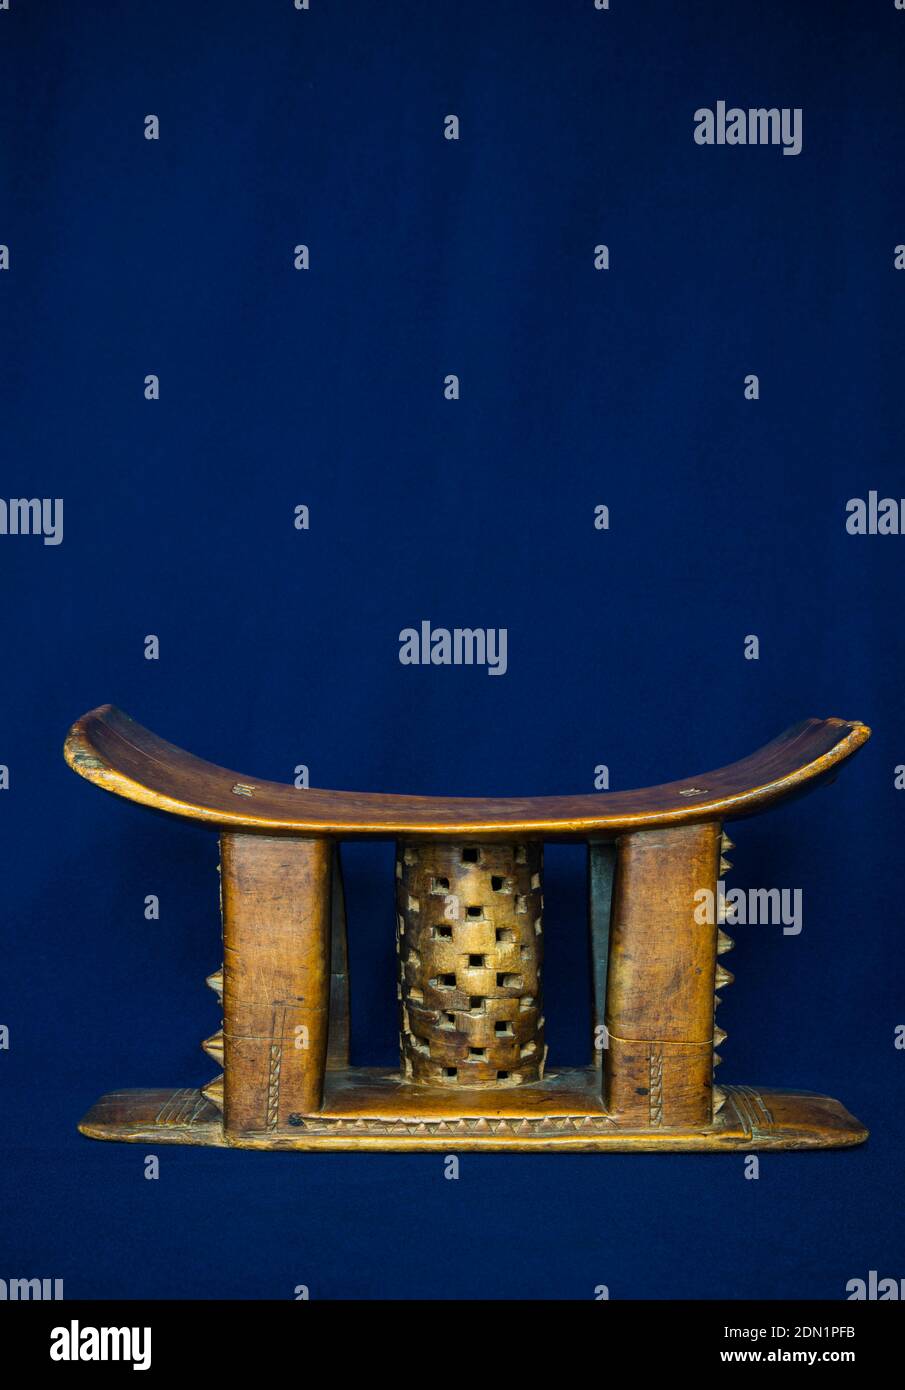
(78, 1070, 867, 1152)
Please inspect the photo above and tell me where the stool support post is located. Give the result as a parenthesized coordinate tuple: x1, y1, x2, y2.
(325, 843, 350, 1071)
(604, 823, 720, 1127)
(220, 833, 332, 1136)
(588, 842, 617, 1069)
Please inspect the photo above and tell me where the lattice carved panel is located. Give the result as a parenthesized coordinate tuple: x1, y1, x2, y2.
(396, 841, 546, 1086)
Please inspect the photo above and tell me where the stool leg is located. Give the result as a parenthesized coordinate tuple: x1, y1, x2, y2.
(604, 823, 720, 1127)
(219, 833, 331, 1136)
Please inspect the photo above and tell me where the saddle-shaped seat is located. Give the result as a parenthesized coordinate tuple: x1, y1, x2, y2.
(66, 705, 867, 836)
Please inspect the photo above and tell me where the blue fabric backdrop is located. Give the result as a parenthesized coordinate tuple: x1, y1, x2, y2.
(1, 0, 902, 1299)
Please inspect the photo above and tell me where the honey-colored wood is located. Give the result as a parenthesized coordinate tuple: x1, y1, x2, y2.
(78, 1075, 868, 1152)
(604, 824, 720, 1126)
(64, 704, 871, 1154)
(396, 841, 546, 1087)
(219, 833, 331, 1134)
(65, 705, 868, 838)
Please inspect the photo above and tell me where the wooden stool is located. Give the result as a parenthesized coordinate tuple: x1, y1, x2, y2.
(65, 705, 869, 1152)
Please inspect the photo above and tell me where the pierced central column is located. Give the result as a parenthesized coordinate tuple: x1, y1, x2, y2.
(396, 841, 546, 1087)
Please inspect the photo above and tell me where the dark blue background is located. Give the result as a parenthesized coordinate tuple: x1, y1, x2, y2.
(1, 0, 902, 1299)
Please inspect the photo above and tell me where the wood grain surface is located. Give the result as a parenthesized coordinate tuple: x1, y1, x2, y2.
(219, 833, 331, 1135)
(604, 823, 720, 1126)
(78, 1075, 869, 1152)
(64, 704, 870, 838)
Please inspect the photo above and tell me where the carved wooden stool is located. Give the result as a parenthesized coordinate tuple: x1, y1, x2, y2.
(65, 706, 870, 1152)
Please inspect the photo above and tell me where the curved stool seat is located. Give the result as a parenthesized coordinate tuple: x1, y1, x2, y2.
(65, 705, 869, 837)
(65, 703, 870, 1154)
